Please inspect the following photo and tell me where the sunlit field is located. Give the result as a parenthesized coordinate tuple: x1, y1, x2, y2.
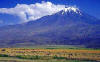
(0, 46, 100, 62)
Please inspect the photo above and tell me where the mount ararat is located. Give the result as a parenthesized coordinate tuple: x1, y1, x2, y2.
(0, 7, 100, 48)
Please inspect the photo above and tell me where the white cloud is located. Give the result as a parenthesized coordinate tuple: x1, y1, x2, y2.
(0, 2, 66, 23)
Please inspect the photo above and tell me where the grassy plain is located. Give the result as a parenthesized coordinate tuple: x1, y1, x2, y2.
(0, 45, 100, 62)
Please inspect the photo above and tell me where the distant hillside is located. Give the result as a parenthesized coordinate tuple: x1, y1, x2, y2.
(0, 7, 100, 48)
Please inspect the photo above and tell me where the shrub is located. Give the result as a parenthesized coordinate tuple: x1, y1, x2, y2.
(0, 54, 9, 57)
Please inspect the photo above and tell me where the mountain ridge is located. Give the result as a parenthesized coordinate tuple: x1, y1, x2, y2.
(0, 7, 100, 48)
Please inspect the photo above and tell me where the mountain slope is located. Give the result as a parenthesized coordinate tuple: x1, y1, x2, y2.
(0, 7, 100, 48)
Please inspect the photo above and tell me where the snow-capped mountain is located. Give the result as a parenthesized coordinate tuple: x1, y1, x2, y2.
(0, 7, 100, 48)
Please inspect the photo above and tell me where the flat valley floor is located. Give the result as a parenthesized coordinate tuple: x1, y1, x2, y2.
(0, 45, 100, 62)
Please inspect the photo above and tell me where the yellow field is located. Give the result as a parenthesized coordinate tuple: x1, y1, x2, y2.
(0, 48, 100, 61)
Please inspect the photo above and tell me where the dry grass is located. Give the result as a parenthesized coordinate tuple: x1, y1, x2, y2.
(0, 48, 100, 61)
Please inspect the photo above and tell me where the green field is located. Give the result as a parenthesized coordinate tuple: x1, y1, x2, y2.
(11, 45, 98, 50)
(0, 57, 99, 62)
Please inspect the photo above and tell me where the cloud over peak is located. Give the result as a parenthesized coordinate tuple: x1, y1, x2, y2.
(0, 2, 78, 23)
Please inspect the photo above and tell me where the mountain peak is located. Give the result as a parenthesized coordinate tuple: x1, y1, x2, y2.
(61, 7, 81, 15)
(64, 7, 78, 12)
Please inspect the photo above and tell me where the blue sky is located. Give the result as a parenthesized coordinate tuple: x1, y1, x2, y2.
(0, 0, 100, 26)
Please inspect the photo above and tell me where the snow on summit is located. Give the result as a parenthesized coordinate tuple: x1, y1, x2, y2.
(64, 7, 79, 12)
(61, 6, 81, 15)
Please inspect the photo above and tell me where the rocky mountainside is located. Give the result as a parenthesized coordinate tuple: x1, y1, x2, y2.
(0, 7, 100, 48)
